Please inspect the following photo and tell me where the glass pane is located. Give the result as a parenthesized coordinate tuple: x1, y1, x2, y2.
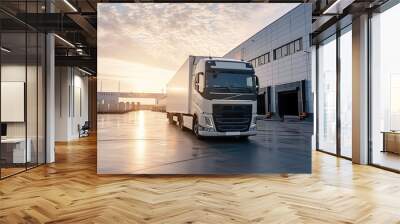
(371, 3, 400, 171)
(27, 31, 38, 169)
(290, 42, 295, 54)
(258, 55, 264, 65)
(276, 48, 282, 59)
(0, 1, 26, 14)
(282, 45, 288, 56)
(295, 40, 301, 51)
(340, 27, 352, 158)
(318, 35, 337, 154)
(1, 31, 27, 177)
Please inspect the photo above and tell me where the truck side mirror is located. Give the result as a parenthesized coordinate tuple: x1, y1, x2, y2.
(198, 72, 205, 93)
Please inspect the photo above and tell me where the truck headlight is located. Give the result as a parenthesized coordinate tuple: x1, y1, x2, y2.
(199, 115, 215, 132)
(249, 118, 257, 131)
(204, 116, 213, 127)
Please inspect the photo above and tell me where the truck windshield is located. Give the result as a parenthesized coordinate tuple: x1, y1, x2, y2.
(206, 72, 256, 93)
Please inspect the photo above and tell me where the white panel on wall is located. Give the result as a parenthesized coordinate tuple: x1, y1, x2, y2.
(1, 81, 25, 122)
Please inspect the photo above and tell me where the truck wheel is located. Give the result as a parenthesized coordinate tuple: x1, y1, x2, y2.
(193, 118, 202, 139)
(167, 113, 174, 124)
(193, 118, 198, 135)
(178, 115, 185, 130)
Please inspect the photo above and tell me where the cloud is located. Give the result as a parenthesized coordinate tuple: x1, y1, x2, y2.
(98, 3, 298, 92)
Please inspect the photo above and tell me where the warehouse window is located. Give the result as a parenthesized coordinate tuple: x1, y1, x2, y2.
(274, 48, 282, 60)
(248, 51, 272, 68)
(282, 45, 288, 56)
(252, 59, 257, 68)
(258, 55, 265, 66)
(295, 39, 302, 52)
(289, 42, 295, 54)
(273, 37, 303, 61)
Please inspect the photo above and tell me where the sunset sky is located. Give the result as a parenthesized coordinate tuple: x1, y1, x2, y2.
(97, 3, 298, 93)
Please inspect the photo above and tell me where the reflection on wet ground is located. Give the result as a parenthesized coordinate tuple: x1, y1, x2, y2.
(97, 111, 312, 174)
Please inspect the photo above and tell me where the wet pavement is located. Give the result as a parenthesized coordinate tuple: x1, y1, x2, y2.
(97, 111, 312, 174)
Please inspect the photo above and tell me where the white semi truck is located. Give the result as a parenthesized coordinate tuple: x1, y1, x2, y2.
(166, 56, 258, 138)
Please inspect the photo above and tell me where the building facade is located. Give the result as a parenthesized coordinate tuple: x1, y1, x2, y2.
(224, 4, 312, 119)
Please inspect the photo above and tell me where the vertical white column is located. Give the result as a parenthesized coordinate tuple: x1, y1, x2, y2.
(46, 33, 55, 163)
(54, 67, 73, 141)
(45, 0, 55, 163)
(352, 14, 369, 164)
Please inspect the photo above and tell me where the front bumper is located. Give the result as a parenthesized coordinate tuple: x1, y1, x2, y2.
(198, 130, 257, 137)
(197, 113, 257, 137)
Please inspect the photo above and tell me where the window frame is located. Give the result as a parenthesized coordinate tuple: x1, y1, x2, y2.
(275, 48, 282, 60)
(282, 45, 288, 56)
(289, 42, 295, 54)
(258, 55, 265, 66)
(295, 39, 302, 52)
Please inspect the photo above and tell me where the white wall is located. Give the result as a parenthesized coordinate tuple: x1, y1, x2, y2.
(71, 73, 89, 138)
(1, 65, 28, 138)
(55, 66, 69, 141)
(55, 67, 89, 141)
(1, 63, 46, 164)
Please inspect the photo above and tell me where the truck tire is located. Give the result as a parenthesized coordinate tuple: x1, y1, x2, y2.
(178, 115, 185, 130)
(193, 117, 202, 139)
(167, 113, 175, 124)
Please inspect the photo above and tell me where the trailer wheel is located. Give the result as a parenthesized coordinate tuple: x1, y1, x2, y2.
(178, 115, 185, 130)
(167, 113, 175, 124)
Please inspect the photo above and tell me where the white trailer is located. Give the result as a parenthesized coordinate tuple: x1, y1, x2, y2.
(166, 56, 204, 114)
(166, 56, 258, 138)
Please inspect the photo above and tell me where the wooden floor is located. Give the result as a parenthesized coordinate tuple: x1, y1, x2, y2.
(1, 135, 400, 223)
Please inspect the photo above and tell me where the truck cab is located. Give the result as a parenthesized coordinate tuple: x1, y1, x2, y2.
(190, 58, 258, 138)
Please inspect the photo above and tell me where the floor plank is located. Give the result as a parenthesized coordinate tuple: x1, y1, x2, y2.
(0, 135, 400, 223)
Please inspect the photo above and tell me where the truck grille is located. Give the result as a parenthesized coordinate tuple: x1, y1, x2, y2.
(212, 104, 252, 132)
